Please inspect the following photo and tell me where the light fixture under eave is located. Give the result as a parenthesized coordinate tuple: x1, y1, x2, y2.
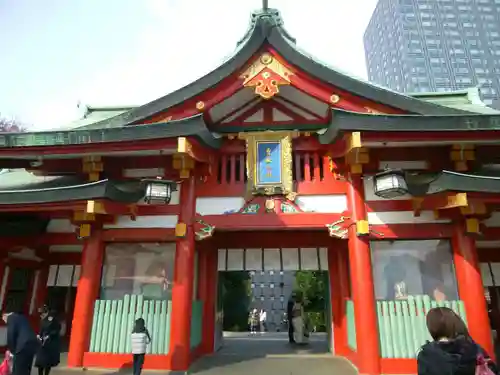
(373, 169, 408, 199)
(143, 178, 177, 205)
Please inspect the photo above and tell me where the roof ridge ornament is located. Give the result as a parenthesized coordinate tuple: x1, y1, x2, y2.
(240, 52, 293, 99)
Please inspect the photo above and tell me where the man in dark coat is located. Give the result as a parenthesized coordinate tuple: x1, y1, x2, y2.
(2, 311, 38, 375)
(287, 294, 296, 344)
(35, 308, 61, 375)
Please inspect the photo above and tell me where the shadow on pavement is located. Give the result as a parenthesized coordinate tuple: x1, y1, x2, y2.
(188, 332, 357, 375)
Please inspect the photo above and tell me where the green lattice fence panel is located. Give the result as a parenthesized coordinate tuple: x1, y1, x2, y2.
(377, 296, 466, 358)
(190, 300, 203, 349)
(89, 295, 172, 354)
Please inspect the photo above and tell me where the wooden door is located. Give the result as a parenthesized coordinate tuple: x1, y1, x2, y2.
(3, 267, 34, 314)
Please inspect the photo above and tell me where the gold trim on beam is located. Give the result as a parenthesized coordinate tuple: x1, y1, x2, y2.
(79, 223, 92, 238)
(82, 155, 103, 182)
(175, 223, 187, 237)
(344, 132, 369, 174)
(86, 200, 107, 214)
(173, 154, 195, 178)
(356, 220, 370, 236)
(465, 218, 480, 235)
(460, 201, 487, 216)
(177, 137, 192, 154)
(73, 211, 96, 222)
(440, 193, 468, 210)
(450, 144, 475, 172)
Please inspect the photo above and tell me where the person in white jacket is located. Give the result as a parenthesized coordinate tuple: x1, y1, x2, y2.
(259, 310, 267, 334)
(130, 318, 151, 375)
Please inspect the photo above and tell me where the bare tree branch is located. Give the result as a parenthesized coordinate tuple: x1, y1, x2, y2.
(0, 114, 28, 132)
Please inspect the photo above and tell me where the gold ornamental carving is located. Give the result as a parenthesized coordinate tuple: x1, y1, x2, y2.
(238, 130, 298, 199)
(240, 52, 293, 99)
(364, 107, 384, 114)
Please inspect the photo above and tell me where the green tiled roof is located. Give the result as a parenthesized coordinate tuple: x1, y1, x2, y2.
(64, 105, 136, 130)
(409, 88, 500, 115)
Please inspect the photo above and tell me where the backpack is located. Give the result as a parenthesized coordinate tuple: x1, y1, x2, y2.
(476, 354, 495, 375)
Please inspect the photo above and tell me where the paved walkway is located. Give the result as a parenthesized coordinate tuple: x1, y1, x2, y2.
(188, 332, 358, 375)
(46, 332, 357, 375)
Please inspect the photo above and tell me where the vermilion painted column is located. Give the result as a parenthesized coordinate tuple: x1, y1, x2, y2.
(328, 244, 350, 355)
(452, 223, 494, 357)
(346, 173, 380, 375)
(169, 177, 196, 371)
(67, 231, 104, 367)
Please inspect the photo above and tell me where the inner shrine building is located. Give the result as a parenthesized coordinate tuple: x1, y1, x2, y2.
(1, 6, 500, 375)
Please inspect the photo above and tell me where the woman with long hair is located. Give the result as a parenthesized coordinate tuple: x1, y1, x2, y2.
(130, 318, 151, 375)
(418, 307, 498, 375)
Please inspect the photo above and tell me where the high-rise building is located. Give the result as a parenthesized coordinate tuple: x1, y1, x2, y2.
(364, 0, 500, 105)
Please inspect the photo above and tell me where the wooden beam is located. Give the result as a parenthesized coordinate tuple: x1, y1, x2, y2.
(86, 200, 107, 214)
(450, 144, 475, 172)
(419, 192, 469, 211)
(201, 212, 344, 230)
(177, 137, 211, 163)
(343, 132, 369, 174)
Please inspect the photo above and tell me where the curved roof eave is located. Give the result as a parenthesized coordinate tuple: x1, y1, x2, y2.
(410, 170, 500, 196)
(266, 28, 467, 116)
(86, 13, 270, 130)
(87, 8, 469, 130)
(318, 108, 500, 144)
(0, 114, 221, 150)
(0, 178, 147, 205)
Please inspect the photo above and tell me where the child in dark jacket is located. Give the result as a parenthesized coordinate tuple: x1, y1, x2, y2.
(418, 307, 499, 375)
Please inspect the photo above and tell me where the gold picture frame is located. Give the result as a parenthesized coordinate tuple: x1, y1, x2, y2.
(238, 131, 298, 198)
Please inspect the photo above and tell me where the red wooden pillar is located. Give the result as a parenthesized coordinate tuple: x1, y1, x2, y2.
(346, 173, 380, 375)
(452, 223, 494, 357)
(67, 231, 104, 368)
(169, 177, 196, 371)
(328, 243, 350, 355)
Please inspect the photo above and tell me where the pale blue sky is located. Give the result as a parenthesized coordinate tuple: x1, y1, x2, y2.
(0, 0, 377, 130)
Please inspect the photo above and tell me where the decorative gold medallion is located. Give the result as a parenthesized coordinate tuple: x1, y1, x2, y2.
(196, 101, 205, 111)
(240, 53, 293, 99)
(330, 94, 340, 104)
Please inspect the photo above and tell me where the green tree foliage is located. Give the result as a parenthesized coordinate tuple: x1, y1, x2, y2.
(293, 271, 329, 331)
(220, 271, 251, 331)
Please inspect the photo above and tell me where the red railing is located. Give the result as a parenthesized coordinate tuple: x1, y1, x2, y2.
(197, 151, 345, 196)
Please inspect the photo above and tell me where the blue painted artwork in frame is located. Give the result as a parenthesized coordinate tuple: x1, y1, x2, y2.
(256, 141, 282, 185)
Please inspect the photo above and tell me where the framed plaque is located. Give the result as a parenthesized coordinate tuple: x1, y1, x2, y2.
(239, 131, 297, 197)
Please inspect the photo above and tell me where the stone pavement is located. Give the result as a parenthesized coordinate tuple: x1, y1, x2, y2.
(46, 332, 358, 375)
(188, 332, 358, 375)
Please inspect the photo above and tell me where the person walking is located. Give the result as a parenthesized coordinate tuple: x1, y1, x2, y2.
(417, 307, 499, 375)
(248, 309, 259, 335)
(35, 306, 61, 375)
(259, 309, 267, 334)
(131, 318, 151, 375)
(2, 310, 38, 375)
(287, 295, 296, 343)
